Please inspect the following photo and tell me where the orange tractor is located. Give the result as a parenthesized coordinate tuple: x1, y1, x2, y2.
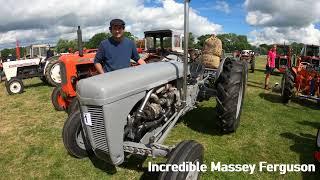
(281, 44, 320, 104)
(51, 27, 98, 113)
(275, 44, 293, 73)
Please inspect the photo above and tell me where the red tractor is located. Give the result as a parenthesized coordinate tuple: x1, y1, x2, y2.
(281, 44, 320, 104)
(51, 27, 98, 113)
(275, 44, 293, 73)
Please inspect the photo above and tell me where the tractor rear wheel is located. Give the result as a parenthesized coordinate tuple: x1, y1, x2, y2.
(216, 58, 246, 133)
(62, 110, 88, 158)
(159, 140, 204, 180)
(6, 78, 24, 95)
(45, 56, 61, 87)
(51, 86, 66, 111)
(281, 69, 295, 103)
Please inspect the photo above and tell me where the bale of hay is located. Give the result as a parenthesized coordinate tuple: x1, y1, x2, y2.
(201, 36, 222, 69)
(202, 54, 220, 69)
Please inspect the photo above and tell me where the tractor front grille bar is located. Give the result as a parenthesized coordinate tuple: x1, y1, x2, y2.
(87, 105, 109, 153)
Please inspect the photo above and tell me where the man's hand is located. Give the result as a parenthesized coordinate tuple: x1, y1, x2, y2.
(137, 53, 150, 65)
(94, 63, 105, 74)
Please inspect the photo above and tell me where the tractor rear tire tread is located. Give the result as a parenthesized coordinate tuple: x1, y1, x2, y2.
(216, 58, 246, 133)
(45, 56, 60, 87)
(282, 69, 295, 103)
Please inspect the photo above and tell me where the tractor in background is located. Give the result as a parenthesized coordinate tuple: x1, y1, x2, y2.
(281, 44, 320, 104)
(275, 44, 293, 73)
(240, 50, 255, 73)
(51, 26, 98, 113)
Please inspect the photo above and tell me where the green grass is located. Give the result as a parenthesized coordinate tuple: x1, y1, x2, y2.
(0, 56, 319, 179)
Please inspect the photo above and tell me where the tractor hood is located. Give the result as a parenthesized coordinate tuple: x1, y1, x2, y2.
(77, 60, 186, 105)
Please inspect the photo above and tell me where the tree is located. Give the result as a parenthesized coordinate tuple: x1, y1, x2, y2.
(85, 32, 111, 49)
(196, 33, 252, 52)
(1, 48, 16, 59)
(124, 32, 137, 41)
(55, 39, 77, 53)
(195, 34, 211, 49)
(291, 42, 304, 55)
(181, 32, 196, 48)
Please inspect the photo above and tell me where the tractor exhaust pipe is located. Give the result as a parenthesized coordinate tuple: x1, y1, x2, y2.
(77, 26, 84, 57)
(182, 0, 190, 106)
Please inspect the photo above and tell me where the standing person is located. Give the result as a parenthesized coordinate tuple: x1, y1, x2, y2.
(94, 19, 148, 74)
(46, 47, 54, 59)
(265, 44, 277, 89)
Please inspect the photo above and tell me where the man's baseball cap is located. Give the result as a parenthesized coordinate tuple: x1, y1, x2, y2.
(110, 19, 125, 27)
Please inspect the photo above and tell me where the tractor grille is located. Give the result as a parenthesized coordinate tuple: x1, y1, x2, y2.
(60, 62, 67, 85)
(87, 105, 109, 152)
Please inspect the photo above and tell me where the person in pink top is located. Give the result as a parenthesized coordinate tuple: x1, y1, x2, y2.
(265, 44, 277, 89)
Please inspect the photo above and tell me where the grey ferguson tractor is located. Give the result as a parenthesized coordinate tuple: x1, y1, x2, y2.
(62, 0, 247, 179)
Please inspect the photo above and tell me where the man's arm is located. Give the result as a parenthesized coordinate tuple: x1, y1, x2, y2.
(94, 43, 105, 74)
(131, 41, 148, 64)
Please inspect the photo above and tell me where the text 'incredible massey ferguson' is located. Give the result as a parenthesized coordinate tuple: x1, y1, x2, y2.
(62, 1, 248, 179)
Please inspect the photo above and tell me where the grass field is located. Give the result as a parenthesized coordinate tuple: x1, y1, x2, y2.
(0, 56, 319, 179)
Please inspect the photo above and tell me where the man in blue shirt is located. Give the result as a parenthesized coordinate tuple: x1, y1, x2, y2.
(94, 19, 148, 73)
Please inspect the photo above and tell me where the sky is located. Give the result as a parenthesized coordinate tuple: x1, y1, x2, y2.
(0, 0, 320, 49)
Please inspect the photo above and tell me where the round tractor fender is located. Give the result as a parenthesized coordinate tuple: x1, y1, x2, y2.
(214, 57, 227, 83)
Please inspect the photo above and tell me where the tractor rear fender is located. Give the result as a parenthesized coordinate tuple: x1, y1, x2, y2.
(215, 57, 227, 83)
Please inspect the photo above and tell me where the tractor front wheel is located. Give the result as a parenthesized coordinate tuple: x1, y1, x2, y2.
(281, 69, 295, 103)
(216, 58, 246, 133)
(51, 86, 66, 111)
(159, 140, 204, 180)
(62, 110, 88, 158)
(5, 78, 24, 95)
(67, 98, 79, 115)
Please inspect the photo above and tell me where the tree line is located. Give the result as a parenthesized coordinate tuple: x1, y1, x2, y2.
(0, 31, 306, 59)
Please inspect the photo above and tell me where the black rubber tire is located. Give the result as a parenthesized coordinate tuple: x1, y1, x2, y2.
(51, 86, 65, 111)
(159, 140, 204, 180)
(67, 98, 79, 115)
(316, 129, 320, 148)
(45, 56, 60, 87)
(62, 110, 88, 158)
(216, 58, 246, 133)
(5, 78, 24, 95)
(281, 69, 295, 103)
(39, 76, 48, 84)
(250, 58, 255, 73)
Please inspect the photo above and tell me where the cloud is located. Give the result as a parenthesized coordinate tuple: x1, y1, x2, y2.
(245, 0, 320, 45)
(0, 0, 222, 49)
(197, 0, 230, 14)
(248, 25, 320, 46)
(215, 1, 231, 14)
